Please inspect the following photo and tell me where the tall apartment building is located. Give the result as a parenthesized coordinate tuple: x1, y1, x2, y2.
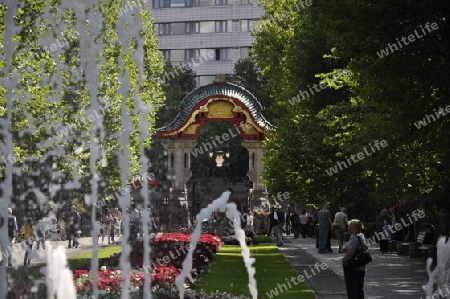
(150, 0, 265, 86)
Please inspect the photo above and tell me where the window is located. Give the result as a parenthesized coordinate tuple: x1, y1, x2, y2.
(200, 21, 215, 33)
(158, 23, 170, 35)
(171, 23, 185, 35)
(185, 49, 200, 61)
(215, 0, 227, 5)
(215, 48, 230, 60)
(215, 21, 227, 33)
(199, 0, 215, 6)
(153, 0, 170, 8)
(186, 22, 200, 34)
(186, 0, 200, 6)
(241, 0, 249, 4)
(170, 0, 185, 7)
(240, 20, 253, 32)
(171, 50, 184, 62)
(200, 49, 216, 61)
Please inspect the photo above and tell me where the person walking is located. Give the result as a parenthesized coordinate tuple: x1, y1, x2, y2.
(274, 204, 285, 247)
(101, 208, 114, 244)
(285, 206, 293, 236)
(341, 219, 368, 299)
(334, 206, 348, 253)
(307, 210, 316, 237)
(388, 206, 398, 240)
(128, 203, 140, 243)
(299, 209, 308, 238)
(379, 219, 392, 253)
(113, 208, 122, 237)
(68, 205, 81, 248)
(267, 206, 276, 237)
(35, 220, 46, 250)
(1, 208, 18, 266)
(21, 217, 35, 266)
(291, 210, 300, 239)
(318, 204, 332, 254)
(245, 211, 255, 235)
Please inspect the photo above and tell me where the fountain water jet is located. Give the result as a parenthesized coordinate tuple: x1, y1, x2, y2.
(422, 236, 450, 297)
(175, 190, 258, 299)
(0, 1, 21, 297)
(0, 0, 158, 297)
(45, 243, 77, 299)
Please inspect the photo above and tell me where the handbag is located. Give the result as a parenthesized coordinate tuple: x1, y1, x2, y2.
(347, 236, 372, 268)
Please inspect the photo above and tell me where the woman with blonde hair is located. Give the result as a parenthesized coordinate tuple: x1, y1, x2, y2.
(20, 218, 35, 266)
(341, 219, 368, 299)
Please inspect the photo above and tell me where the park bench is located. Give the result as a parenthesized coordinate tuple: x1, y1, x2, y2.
(416, 231, 436, 261)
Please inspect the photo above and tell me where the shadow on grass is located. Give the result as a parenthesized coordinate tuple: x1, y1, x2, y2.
(67, 245, 122, 269)
(192, 245, 315, 299)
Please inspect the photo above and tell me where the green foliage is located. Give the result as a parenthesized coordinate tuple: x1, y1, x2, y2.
(253, 0, 450, 219)
(0, 0, 165, 205)
(229, 57, 275, 121)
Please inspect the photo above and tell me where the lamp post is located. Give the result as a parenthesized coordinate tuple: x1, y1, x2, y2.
(248, 188, 253, 211)
(169, 187, 173, 228)
(209, 150, 230, 167)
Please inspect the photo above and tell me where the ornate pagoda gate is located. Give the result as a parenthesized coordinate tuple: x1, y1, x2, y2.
(156, 81, 275, 224)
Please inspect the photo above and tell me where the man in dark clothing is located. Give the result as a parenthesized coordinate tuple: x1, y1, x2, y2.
(318, 204, 331, 253)
(68, 205, 81, 248)
(267, 207, 277, 237)
(291, 211, 301, 239)
(274, 205, 285, 246)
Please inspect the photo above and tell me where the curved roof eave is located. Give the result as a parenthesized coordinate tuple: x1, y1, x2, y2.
(156, 82, 276, 133)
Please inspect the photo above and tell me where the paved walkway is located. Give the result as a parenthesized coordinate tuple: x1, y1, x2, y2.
(277, 234, 430, 299)
(2, 233, 432, 299)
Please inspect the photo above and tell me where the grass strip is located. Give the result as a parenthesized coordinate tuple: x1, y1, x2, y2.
(192, 245, 315, 299)
(253, 234, 272, 243)
(67, 245, 122, 269)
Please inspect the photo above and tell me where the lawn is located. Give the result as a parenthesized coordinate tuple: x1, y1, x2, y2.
(253, 234, 272, 243)
(192, 245, 315, 299)
(67, 245, 122, 269)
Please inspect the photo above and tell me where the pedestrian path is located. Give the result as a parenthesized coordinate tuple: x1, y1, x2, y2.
(278, 234, 430, 299)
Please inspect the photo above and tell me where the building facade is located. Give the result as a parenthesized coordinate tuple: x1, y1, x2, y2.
(149, 0, 264, 86)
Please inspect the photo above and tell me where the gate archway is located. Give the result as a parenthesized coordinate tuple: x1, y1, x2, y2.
(156, 81, 275, 223)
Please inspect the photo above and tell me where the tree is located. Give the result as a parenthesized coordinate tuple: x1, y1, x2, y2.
(0, 0, 165, 204)
(229, 57, 275, 121)
(252, 0, 450, 221)
(148, 61, 197, 190)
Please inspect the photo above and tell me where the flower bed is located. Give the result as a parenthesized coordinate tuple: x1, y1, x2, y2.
(7, 232, 225, 298)
(72, 232, 223, 297)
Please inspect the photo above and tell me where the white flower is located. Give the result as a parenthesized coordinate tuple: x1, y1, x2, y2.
(101, 266, 107, 271)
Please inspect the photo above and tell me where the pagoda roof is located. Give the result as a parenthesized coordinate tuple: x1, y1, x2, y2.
(156, 82, 276, 135)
